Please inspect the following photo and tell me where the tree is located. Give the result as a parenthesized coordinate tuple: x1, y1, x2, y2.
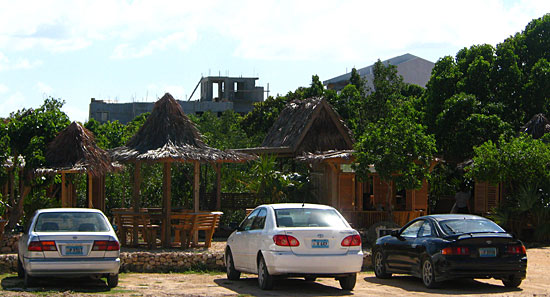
(4, 98, 70, 229)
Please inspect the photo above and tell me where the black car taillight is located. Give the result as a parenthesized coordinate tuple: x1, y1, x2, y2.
(341, 235, 361, 246)
(441, 246, 470, 255)
(506, 244, 526, 255)
(28, 240, 57, 251)
(273, 235, 300, 247)
(92, 240, 120, 251)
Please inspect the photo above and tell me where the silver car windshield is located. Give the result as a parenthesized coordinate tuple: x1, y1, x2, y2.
(440, 219, 505, 234)
(34, 212, 110, 232)
(275, 208, 347, 228)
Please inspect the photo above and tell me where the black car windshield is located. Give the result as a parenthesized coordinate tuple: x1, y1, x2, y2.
(440, 219, 505, 235)
(34, 212, 110, 232)
(275, 208, 347, 228)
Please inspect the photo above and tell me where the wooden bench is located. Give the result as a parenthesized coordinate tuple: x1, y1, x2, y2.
(171, 212, 222, 248)
(190, 212, 222, 248)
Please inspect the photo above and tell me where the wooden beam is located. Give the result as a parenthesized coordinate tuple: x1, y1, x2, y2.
(61, 173, 68, 207)
(163, 162, 172, 248)
(215, 163, 221, 210)
(87, 173, 93, 208)
(193, 161, 200, 244)
(132, 162, 142, 246)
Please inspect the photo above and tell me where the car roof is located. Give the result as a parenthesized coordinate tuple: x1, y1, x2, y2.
(258, 203, 336, 210)
(421, 214, 488, 222)
(35, 208, 105, 214)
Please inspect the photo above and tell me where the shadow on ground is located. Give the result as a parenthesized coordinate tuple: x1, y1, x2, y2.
(215, 276, 352, 296)
(1, 275, 126, 294)
(363, 275, 522, 295)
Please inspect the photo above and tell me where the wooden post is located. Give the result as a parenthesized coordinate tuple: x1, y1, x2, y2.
(87, 173, 93, 208)
(193, 161, 200, 244)
(163, 162, 172, 248)
(132, 162, 142, 246)
(61, 173, 68, 207)
(216, 163, 222, 210)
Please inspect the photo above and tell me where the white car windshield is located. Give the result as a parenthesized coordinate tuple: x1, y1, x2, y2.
(275, 208, 347, 228)
(34, 212, 110, 232)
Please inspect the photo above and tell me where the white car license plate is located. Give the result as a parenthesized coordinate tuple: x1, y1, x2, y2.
(479, 247, 497, 257)
(311, 239, 329, 248)
(66, 246, 83, 255)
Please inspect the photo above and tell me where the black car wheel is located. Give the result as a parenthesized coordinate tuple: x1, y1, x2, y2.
(107, 274, 119, 288)
(339, 273, 356, 291)
(24, 271, 34, 288)
(421, 257, 438, 288)
(373, 250, 392, 279)
(502, 275, 522, 288)
(257, 256, 274, 290)
(225, 249, 241, 280)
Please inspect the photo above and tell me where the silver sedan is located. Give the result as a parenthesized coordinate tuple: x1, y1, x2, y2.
(17, 208, 121, 288)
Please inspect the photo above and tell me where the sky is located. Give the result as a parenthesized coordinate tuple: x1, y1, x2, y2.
(0, 0, 549, 122)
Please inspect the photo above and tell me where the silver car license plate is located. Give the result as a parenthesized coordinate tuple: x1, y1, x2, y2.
(311, 239, 329, 248)
(66, 246, 83, 255)
(479, 247, 497, 257)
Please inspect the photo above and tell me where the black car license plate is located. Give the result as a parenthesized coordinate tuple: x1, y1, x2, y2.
(311, 239, 329, 248)
(479, 247, 497, 257)
(66, 246, 83, 255)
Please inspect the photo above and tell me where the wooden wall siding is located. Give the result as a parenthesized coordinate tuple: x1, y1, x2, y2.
(91, 175, 106, 212)
(338, 173, 355, 211)
(414, 180, 429, 210)
(474, 181, 501, 213)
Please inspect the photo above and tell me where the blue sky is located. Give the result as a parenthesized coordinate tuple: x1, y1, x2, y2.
(0, 0, 549, 122)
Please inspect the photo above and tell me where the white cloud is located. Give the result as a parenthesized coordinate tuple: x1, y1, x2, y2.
(145, 83, 186, 100)
(0, 92, 26, 116)
(62, 103, 88, 123)
(0, 52, 42, 71)
(0, 84, 8, 94)
(36, 82, 53, 95)
(111, 31, 197, 59)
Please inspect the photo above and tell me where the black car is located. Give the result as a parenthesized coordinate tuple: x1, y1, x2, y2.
(372, 214, 527, 288)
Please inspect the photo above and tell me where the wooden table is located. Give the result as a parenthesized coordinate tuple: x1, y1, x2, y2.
(112, 210, 161, 249)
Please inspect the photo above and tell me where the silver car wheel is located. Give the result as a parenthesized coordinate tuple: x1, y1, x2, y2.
(375, 252, 383, 275)
(422, 258, 436, 288)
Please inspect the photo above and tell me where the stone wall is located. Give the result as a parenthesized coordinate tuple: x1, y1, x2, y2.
(1, 233, 20, 254)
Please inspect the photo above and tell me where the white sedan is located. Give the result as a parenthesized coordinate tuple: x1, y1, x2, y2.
(225, 203, 363, 290)
(17, 208, 121, 288)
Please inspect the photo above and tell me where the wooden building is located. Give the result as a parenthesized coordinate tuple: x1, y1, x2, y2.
(239, 97, 429, 228)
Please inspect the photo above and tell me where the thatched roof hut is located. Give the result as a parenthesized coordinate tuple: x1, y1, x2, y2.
(520, 113, 550, 139)
(236, 97, 354, 157)
(111, 93, 253, 163)
(110, 93, 254, 248)
(38, 122, 118, 176)
(37, 122, 119, 210)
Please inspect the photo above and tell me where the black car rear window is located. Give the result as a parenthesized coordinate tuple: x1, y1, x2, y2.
(439, 219, 505, 234)
(34, 212, 110, 232)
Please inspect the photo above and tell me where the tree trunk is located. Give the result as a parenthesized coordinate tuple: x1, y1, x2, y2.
(6, 185, 31, 231)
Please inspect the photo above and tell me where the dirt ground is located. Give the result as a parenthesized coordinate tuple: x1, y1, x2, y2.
(1, 246, 549, 297)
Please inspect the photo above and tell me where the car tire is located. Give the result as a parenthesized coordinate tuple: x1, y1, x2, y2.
(17, 257, 24, 279)
(107, 274, 119, 288)
(421, 257, 439, 289)
(339, 273, 356, 291)
(304, 276, 316, 282)
(373, 250, 392, 279)
(24, 271, 34, 288)
(502, 275, 522, 288)
(225, 249, 241, 280)
(257, 256, 274, 290)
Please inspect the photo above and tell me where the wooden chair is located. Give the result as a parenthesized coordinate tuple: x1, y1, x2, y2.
(170, 213, 194, 248)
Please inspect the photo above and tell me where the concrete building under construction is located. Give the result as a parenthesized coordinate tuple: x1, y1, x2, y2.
(89, 76, 264, 124)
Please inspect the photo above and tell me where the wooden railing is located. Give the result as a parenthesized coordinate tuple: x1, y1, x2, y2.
(341, 210, 427, 228)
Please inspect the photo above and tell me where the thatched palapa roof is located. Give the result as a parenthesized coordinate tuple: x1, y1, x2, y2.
(520, 113, 550, 139)
(37, 122, 119, 177)
(236, 97, 354, 157)
(110, 93, 254, 163)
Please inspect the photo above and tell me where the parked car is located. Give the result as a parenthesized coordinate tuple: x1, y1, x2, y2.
(225, 203, 363, 290)
(17, 208, 121, 288)
(372, 214, 527, 288)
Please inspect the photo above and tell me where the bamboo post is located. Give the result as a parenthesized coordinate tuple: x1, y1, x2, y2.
(162, 162, 172, 248)
(61, 173, 68, 207)
(132, 162, 142, 246)
(87, 173, 93, 208)
(213, 163, 221, 210)
(193, 161, 200, 244)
